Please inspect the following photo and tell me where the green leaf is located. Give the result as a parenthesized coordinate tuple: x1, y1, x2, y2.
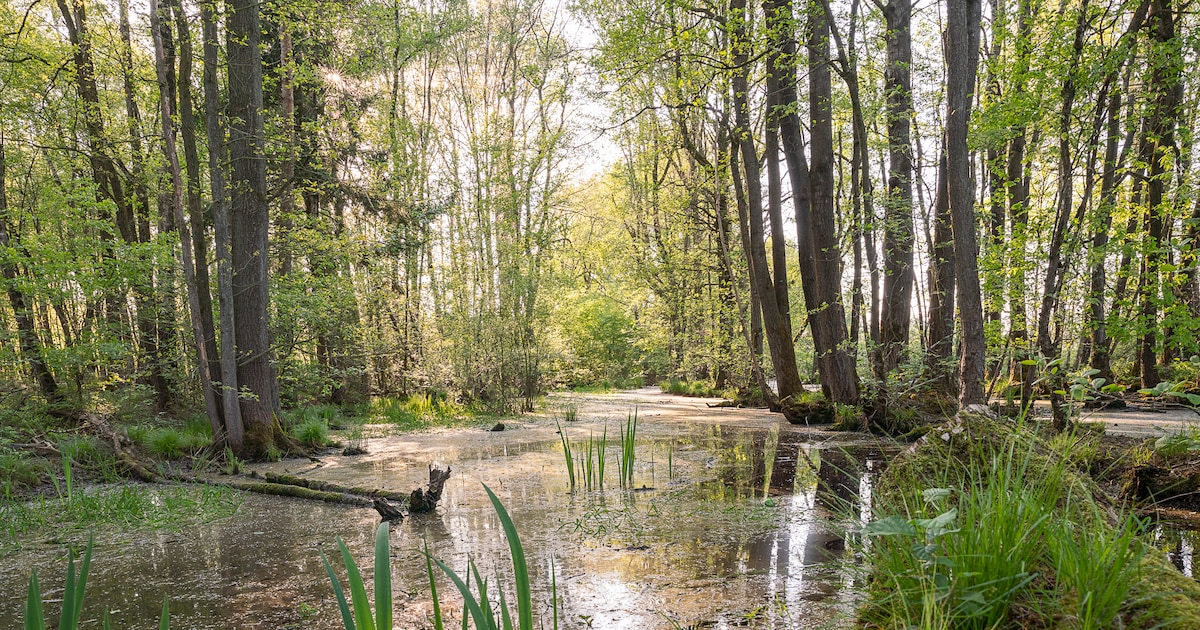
(1091, 377, 1107, 389)
(73, 536, 92, 628)
(59, 548, 76, 630)
(322, 551, 356, 630)
(1184, 393, 1200, 406)
(1138, 389, 1156, 396)
(424, 541, 444, 630)
(338, 538, 375, 630)
(863, 516, 916, 537)
(484, 484, 532, 630)
(1081, 368, 1100, 378)
(430, 557, 494, 630)
(1101, 384, 1125, 393)
(922, 488, 952, 504)
(25, 571, 44, 630)
(374, 522, 392, 630)
(915, 509, 958, 536)
(1020, 359, 1038, 366)
(159, 597, 170, 630)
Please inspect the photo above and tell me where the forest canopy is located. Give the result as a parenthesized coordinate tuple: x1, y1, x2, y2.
(0, 0, 1195, 452)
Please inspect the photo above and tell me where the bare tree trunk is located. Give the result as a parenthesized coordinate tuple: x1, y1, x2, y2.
(279, 19, 296, 276)
(730, 0, 804, 403)
(926, 152, 956, 391)
(945, 0, 985, 407)
(200, 0, 243, 448)
(150, 0, 221, 433)
(228, 0, 282, 455)
(808, 0, 860, 405)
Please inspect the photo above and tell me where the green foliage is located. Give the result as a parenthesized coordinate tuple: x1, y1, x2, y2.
(619, 411, 638, 489)
(659, 379, 729, 398)
(22, 535, 171, 629)
(860, 420, 1147, 629)
(326, 484, 557, 630)
(0, 448, 49, 498)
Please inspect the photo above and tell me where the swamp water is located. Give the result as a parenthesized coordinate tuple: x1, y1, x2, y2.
(0, 390, 891, 628)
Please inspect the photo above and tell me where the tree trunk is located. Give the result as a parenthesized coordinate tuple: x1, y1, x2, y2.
(880, 0, 914, 376)
(201, 0, 244, 448)
(227, 0, 281, 455)
(730, 0, 804, 402)
(149, 0, 222, 436)
(926, 152, 956, 391)
(945, 0, 985, 407)
(1138, 0, 1181, 389)
(808, 0, 860, 405)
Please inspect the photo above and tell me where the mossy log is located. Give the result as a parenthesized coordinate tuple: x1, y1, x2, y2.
(262, 472, 409, 502)
(224, 480, 368, 506)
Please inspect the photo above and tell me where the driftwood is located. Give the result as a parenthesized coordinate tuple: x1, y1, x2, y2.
(373, 497, 405, 521)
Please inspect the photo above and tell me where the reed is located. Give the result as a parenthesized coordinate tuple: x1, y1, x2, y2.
(619, 410, 637, 488)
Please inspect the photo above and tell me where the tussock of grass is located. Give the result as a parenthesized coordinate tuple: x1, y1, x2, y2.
(660, 378, 732, 398)
(859, 417, 1200, 629)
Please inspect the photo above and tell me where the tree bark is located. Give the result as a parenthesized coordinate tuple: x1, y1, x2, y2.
(926, 152, 956, 391)
(200, 0, 244, 448)
(1138, 0, 1181, 389)
(150, 0, 222, 436)
(880, 0, 914, 376)
(808, 0, 860, 405)
(730, 0, 804, 403)
(227, 0, 281, 455)
(945, 0, 985, 407)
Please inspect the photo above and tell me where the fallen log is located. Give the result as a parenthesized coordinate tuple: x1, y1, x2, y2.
(262, 472, 409, 502)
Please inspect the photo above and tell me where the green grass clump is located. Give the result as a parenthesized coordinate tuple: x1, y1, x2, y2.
(659, 378, 725, 398)
(619, 411, 637, 489)
(370, 393, 474, 431)
(2, 484, 242, 542)
(858, 418, 1178, 629)
(127, 422, 211, 459)
(0, 448, 48, 497)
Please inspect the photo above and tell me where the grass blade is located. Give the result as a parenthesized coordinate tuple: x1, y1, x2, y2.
(25, 571, 44, 630)
(72, 536, 92, 628)
(374, 522, 392, 630)
(424, 541, 444, 630)
(158, 596, 169, 630)
(338, 538, 376, 630)
(59, 550, 76, 630)
(483, 484, 532, 630)
(429, 556, 494, 630)
(322, 552, 356, 630)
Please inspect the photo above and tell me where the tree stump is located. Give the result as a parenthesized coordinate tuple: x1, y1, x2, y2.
(409, 465, 451, 514)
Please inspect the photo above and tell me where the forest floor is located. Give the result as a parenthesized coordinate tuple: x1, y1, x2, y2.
(1027, 399, 1200, 437)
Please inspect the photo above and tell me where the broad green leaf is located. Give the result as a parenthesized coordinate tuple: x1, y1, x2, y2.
(922, 488, 952, 504)
(374, 522, 392, 630)
(863, 516, 916, 537)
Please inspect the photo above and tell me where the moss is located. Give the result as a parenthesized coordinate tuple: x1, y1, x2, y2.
(1125, 554, 1200, 629)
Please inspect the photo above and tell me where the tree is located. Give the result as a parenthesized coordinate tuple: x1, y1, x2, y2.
(945, 0, 985, 408)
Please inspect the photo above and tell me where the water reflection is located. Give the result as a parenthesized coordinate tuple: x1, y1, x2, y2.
(0, 417, 891, 629)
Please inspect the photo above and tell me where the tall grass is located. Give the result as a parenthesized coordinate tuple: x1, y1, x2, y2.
(619, 411, 638, 489)
(860, 421, 1146, 629)
(325, 483, 557, 630)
